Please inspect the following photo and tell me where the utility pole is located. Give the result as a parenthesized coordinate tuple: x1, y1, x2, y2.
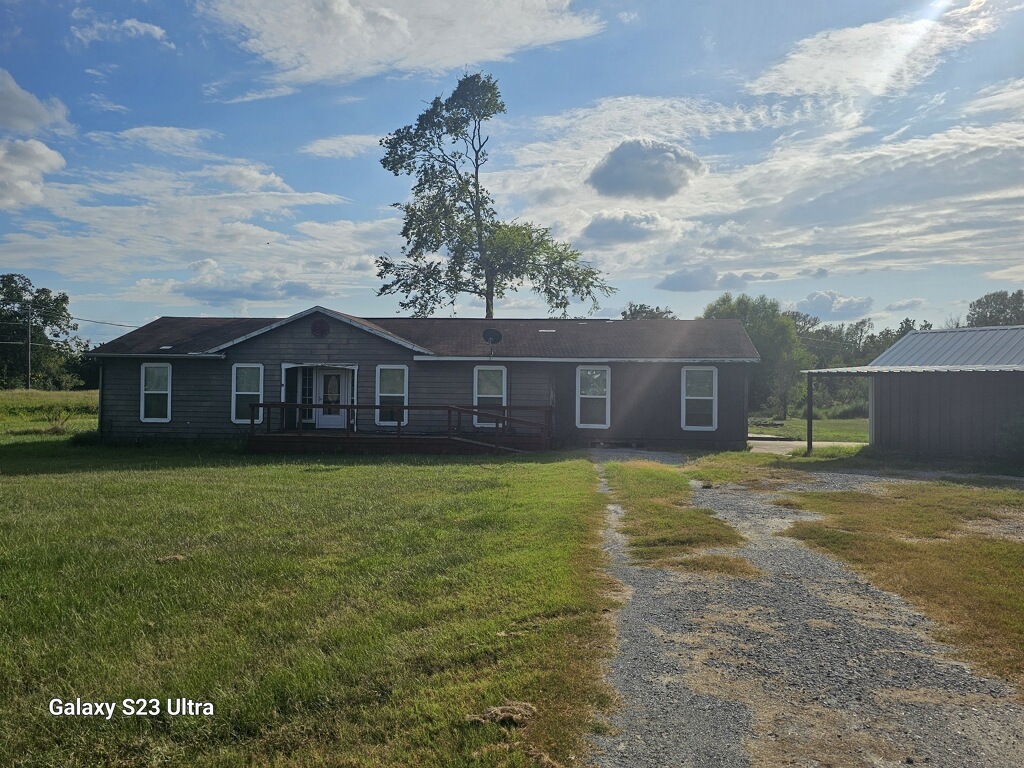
(26, 300, 32, 389)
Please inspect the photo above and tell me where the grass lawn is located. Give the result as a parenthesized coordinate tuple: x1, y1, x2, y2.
(603, 461, 754, 576)
(749, 417, 869, 442)
(0, 395, 613, 766)
(0, 388, 99, 437)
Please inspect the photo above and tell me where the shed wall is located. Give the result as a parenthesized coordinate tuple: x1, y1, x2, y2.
(870, 371, 1024, 456)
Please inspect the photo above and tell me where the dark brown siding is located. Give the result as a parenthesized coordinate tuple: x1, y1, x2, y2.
(871, 371, 1024, 457)
(99, 311, 419, 440)
(100, 356, 237, 439)
(98, 310, 752, 448)
(546, 362, 750, 449)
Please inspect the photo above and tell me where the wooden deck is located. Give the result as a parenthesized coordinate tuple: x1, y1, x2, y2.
(247, 402, 552, 454)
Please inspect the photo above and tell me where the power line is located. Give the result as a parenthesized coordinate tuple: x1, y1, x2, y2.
(70, 315, 139, 328)
(4, 306, 140, 329)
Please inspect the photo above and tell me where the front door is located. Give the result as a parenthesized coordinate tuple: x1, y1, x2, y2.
(315, 369, 350, 429)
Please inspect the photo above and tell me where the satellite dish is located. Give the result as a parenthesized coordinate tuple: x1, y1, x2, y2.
(482, 328, 503, 345)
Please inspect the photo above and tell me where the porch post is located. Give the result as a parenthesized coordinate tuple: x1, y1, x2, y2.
(806, 372, 814, 454)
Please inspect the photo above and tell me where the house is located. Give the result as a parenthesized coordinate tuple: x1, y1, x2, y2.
(806, 325, 1024, 457)
(87, 306, 759, 452)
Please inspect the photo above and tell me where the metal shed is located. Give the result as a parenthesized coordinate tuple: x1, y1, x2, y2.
(805, 325, 1024, 457)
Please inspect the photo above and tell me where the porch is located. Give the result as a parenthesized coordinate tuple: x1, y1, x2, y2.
(247, 403, 553, 454)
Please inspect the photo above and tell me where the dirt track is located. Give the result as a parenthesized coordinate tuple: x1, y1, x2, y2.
(589, 457, 1024, 768)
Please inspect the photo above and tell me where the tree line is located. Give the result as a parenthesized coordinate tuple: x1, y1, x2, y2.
(0, 274, 97, 390)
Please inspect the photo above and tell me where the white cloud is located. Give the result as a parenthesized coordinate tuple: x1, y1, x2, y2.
(88, 127, 223, 159)
(143, 259, 329, 307)
(0, 139, 65, 208)
(0, 68, 69, 133)
(300, 134, 380, 158)
(2, 158, 348, 282)
(72, 17, 176, 49)
(963, 77, 1024, 118)
(490, 66, 1024, 291)
(492, 94, 811, 227)
(983, 264, 1024, 282)
(88, 93, 128, 113)
(587, 138, 705, 199)
(203, 163, 292, 192)
(747, 1, 997, 99)
(655, 265, 720, 292)
(715, 272, 747, 290)
(885, 297, 927, 311)
(654, 265, 781, 293)
(799, 267, 830, 279)
(84, 65, 118, 82)
(197, 0, 603, 85)
(796, 290, 874, 319)
(580, 211, 672, 244)
(220, 85, 298, 104)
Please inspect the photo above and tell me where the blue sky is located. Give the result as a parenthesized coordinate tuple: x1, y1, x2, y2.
(1, 0, 1022, 344)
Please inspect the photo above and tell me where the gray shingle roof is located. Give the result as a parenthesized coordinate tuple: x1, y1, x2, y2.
(808, 325, 1024, 374)
(369, 317, 758, 360)
(89, 317, 272, 356)
(89, 306, 760, 362)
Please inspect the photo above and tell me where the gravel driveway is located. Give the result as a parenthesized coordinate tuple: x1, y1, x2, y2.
(589, 454, 1024, 767)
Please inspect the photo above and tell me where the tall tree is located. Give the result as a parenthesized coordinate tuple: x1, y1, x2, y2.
(620, 302, 676, 320)
(0, 274, 86, 389)
(699, 293, 813, 419)
(379, 72, 613, 318)
(966, 290, 1024, 327)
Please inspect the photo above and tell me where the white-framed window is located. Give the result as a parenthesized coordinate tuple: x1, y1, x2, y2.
(375, 365, 408, 426)
(140, 363, 171, 423)
(232, 363, 264, 424)
(576, 365, 610, 429)
(682, 366, 717, 431)
(473, 366, 507, 427)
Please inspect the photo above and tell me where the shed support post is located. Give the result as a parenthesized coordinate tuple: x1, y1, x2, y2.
(806, 372, 814, 454)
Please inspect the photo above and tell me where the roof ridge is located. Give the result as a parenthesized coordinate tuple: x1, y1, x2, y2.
(914, 324, 1024, 333)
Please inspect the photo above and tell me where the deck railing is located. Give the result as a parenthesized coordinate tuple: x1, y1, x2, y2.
(249, 402, 553, 452)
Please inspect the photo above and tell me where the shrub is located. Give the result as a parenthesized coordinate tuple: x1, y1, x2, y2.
(826, 400, 869, 419)
(45, 406, 71, 434)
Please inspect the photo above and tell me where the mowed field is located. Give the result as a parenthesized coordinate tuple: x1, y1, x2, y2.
(748, 417, 869, 442)
(4, 391, 1023, 766)
(0, 391, 613, 766)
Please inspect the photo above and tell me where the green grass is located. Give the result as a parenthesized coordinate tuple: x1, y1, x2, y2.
(780, 481, 1024, 688)
(0, 394, 613, 766)
(749, 417, 868, 442)
(603, 461, 744, 564)
(0, 388, 98, 436)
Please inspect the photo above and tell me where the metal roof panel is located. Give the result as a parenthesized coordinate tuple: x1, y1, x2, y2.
(870, 325, 1024, 367)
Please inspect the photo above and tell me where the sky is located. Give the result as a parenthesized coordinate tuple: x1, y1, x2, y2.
(1, 0, 1022, 345)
